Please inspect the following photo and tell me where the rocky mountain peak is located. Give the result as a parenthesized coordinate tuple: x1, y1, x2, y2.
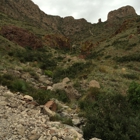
(107, 5, 137, 21)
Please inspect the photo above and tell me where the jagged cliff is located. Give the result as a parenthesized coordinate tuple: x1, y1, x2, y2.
(107, 5, 137, 21)
(1, 0, 138, 46)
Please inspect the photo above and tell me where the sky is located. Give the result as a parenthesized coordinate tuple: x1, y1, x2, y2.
(32, 0, 140, 23)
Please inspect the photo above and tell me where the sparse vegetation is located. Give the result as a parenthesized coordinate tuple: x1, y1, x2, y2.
(53, 61, 92, 82)
(115, 53, 140, 62)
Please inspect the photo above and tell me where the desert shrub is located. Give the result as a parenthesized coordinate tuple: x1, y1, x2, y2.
(29, 89, 51, 104)
(53, 62, 91, 82)
(79, 89, 140, 140)
(122, 73, 139, 80)
(115, 54, 140, 62)
(54, 89, 70, 103)
(127, 81, 140, 109)
(112, 40, 128, 49)
(86, 50, 104, 59)
(50, 114, 73, 126)
(98, 66, 107, 73)
(79, 88, 101, 108)
(29, 71, 39, 80)
(11, 79, 29, 92)
(0, 74, 15, 86)
(28, 89, 69, 105)
(9, 47, 56, 70)
(44, 70, 53, 77)
(0, 74, 32, 93)
(104, 55, 111, 59)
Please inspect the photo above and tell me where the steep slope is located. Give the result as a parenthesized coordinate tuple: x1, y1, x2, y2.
(1, 2, 140, 140)
(0, 0, 139, 47)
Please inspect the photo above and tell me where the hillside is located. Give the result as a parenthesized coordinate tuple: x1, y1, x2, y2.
(0, 0, 140, 140)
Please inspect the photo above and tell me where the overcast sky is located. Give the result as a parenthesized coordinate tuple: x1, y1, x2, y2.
(32, 0, 140, 23)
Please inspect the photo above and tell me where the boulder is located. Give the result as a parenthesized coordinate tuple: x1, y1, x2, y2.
(52, 82, 65, 91)
(39, 75, 52, 85)
(43, 106, 56, 117)
(90, 138, 102, 140)
(64, 85, 81, 100)
(23, 95, 33, 101)
(4, 91, 14, 97)
(47, 86, 53, 91)
(89, 80, 100, 88)
(45, 100, 57, 112)
(21, 73, 31, 80)
(72, 118, 81, 126)
(62, 77, 70, 84)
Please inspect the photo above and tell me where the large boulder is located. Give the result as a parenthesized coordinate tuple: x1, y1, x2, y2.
(52, 77, 70, 91)
(52, 82, 65, 91)
(45, 100, 57, 112)
(52, 78, 81, 100)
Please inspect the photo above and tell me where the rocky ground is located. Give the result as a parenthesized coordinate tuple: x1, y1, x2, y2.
(0, 85, 82, 140)
(0, 85, 100, 140)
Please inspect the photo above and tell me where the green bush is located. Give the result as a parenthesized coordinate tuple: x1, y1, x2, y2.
(112, 40, 128, 49)
(9, 47, 57, 70)
(0, 74, 14, 86)
(44, 70, 53, 77)
(115, 54, 140, 62)
(27, 89, 69, 105)
(79, 90, 140, 140)
(53, 62, 91, 82)
(50, 114, 73, 126)
(11, 79, 29, 92)
(127, 82, 140, 109)
(122, 73, 139, 80)
(0, 74, 31, 93)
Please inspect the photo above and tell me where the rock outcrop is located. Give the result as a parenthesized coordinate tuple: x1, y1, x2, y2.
(43, 34, 70, 49)
(0, 25, 43, 49)
(107, 5, 137, 21)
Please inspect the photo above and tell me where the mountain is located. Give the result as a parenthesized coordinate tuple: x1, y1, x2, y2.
(0, 0, 140, 140)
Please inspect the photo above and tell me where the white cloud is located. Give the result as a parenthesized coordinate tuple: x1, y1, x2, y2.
(32, 0, 140, 23)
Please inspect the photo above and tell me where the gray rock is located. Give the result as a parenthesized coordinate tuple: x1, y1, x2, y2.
(72, 118, 81, 126)
(52, 136, 57, 140)
(4, 91, 14, 97)
(28, 134, 40, 140)
(16, 124, 25, 136)
(23, 95, 33, 101)
(0, 101, 8, 106)
(89, 80, 100, 88)
(90, 138, 102, 140)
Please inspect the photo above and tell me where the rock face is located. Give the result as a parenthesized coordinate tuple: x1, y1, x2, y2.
(107, 5, 137, 21)
(43, 34, 71, 49)
(0, 0, 92, 43)
(0, 25, 43, 49)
